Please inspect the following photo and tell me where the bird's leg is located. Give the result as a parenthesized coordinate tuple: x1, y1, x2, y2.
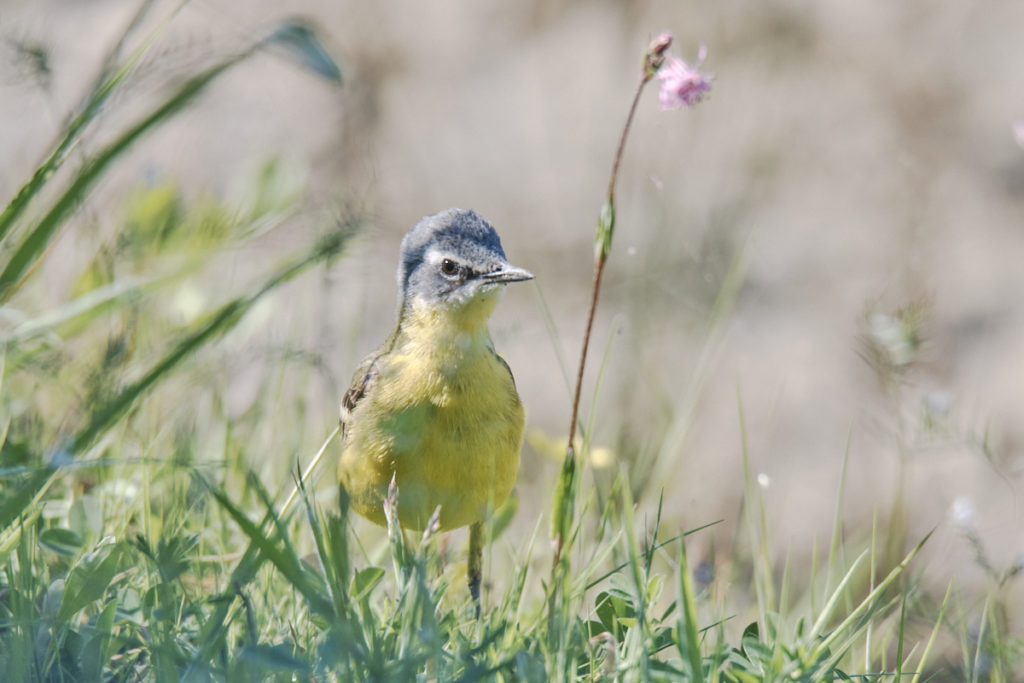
(468, 521, 483, 617)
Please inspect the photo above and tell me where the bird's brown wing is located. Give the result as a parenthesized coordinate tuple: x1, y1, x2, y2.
(339, 353, 382, 441)
(341, 321, 402, 440)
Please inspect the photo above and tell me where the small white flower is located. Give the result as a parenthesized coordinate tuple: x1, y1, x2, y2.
(923, 390, 953, 417)
(951, 496, 975, 530)
(866, 313, 915, 367)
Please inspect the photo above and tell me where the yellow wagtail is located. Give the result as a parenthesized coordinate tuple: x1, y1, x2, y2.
(338, 208, 533, 607)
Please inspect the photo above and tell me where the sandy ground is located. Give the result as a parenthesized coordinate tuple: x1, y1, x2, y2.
(3, 0, 1024, 648)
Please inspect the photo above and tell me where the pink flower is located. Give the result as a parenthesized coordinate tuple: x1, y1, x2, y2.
(656, 45, 712, 110)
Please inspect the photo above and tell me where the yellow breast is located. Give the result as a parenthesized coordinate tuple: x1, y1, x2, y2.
(338, 299, 524, 530)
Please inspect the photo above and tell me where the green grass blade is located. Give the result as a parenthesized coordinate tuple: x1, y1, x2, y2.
(186, 514, 275, 678)
(970, 595, 990, 683)
(651, 240, 747, 490)
(187, 428, 352, 674)
(826, 426, 854, 600)
(809, 530, 933, 665)
(0, 18, 342, 301)
(0, 229, 350, 567)
(203, 477, 334, 618)
(894, 595, 907, 682)
(585, 521, 720, 591)
(0, 468, 54, 561)
(71, 230, 348, 453)
(809, 549, 869, 638)
(909, 581, 952, 683)
(531, 284, 574, 398)
(616, 469, 653, 679)
(0, 2, 183, 245)
(677, 537, 705, 680)
(2, 275, 150, 346)
(0, 54, 246, 301)
(737, 385, 776, 623)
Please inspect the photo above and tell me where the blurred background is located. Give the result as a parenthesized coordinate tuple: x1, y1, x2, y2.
(3, 0, 1023, 650)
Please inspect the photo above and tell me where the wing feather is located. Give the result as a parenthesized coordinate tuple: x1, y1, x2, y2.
(340, 354, 381, 440)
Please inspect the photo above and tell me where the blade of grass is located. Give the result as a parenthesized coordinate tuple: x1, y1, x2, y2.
(737, 384, 777, 625)
(72, 231, 348, 453)
(186, 422, 351, 676)
(677, 536, 705, 680)
(530, 284, 574, 398)
(0, 53, 247, 300)
(825, 426, 853, 602)
(307, 494, 353, 619)
(810, 549, 869, 638)
(278, 425, 339, 517)
(808, 530, 933, 665)
(581, 313, 622, 453)
(894, 595, 907, 682)
(0, 19, 342, 301)
(0, 229, 351, 557)
(585, 521, 720, 590)
(185, 509, 278, 680)
(0, 468, 53, 562)
(652, 239, 748, 489)
(909, 580, 952, 683)
(970, 594, 991, 683)
(202, 476, 333, 618)
(0, 1, 183, 243)
(2, 275, 151, 346)
(811, 592, 904, 680)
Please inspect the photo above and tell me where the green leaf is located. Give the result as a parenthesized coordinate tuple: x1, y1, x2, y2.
(0, 466, 55, 558)
(40, 527, 84, 556)
(549, 450, 577, 542)
(58, 540, 125, 621)
(238, 643, 310, 672)
(352, 566, 385, 601)
(153, 532, 200, 583)
(608, 572, 638, 606)
(741, 620, 760, 652)
(595, 591, 628, 640)
(593, 199, 615, 262)
(80, 600, 118, 679)
(585, 619, 608, 638)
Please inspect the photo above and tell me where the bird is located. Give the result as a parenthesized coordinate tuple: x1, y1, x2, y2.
(337, 208, 533, 609)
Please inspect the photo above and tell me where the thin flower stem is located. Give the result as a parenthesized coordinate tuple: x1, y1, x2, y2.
(565, 253, 607, 457)
(279, 425, 339, 517)
(565, 72, 652, 456)
(607, 73, 653, 203)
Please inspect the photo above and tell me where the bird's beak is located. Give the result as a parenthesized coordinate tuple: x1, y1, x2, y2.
(482, 264, 534, 284)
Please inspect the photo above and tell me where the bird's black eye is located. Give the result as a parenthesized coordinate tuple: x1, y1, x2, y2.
(440, 259, 459, 276)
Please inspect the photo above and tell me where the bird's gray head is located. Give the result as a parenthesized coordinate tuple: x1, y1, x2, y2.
(397, 209, 533, 309)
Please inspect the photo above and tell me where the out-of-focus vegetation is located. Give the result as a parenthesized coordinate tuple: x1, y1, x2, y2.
(1, 3, 1021, 680)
